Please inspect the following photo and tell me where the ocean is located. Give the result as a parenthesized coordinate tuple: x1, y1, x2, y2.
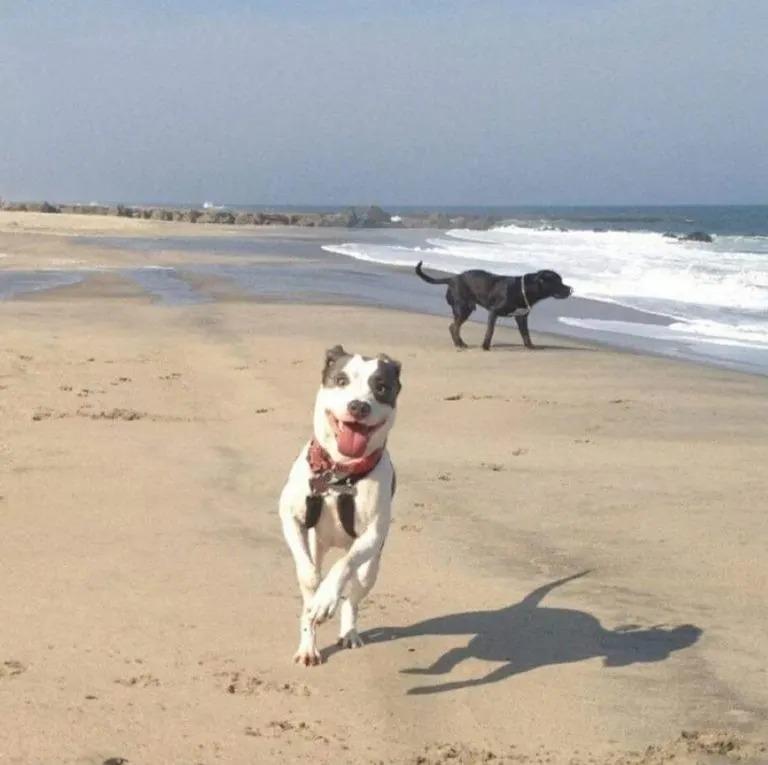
(322, 206, 768, 372)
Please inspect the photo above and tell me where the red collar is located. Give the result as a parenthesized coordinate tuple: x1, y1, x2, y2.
(307, 438, 384, 493)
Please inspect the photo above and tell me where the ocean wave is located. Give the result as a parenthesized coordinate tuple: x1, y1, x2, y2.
(560, 317, 768, 351)
(322, 223, 768, 352)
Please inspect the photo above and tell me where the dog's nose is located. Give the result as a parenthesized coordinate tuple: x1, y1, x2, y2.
(347, 400, 371, 420)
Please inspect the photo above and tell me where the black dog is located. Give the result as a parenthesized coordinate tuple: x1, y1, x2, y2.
(415, 262, 572, 350)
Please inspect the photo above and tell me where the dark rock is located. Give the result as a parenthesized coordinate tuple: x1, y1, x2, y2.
(39, 201, 60, 213)
(427, 213, 452, 229)
(80, 205, 110, 216)
(261, 213, 290, 225)
(361, 205, 391, 227)
(291, 213, 323, 227)
(198, 210, 235, 224)
(681, 231, 713, 243)
(234, 212, 256, 225)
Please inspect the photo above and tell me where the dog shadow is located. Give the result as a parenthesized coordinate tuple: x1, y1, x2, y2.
(364, 572, 702, 695)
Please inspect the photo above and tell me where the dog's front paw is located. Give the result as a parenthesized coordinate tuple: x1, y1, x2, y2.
(308, 581, 342, 625)
(293, 644, 323, 667)
(337, 629, 364, 649)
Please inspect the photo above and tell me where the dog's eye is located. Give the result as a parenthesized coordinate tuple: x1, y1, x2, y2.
(375, 382, 388, 396)
(335, 373, 349, 386)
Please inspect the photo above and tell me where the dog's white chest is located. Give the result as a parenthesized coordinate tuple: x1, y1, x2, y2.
(312, 494, 359, 547)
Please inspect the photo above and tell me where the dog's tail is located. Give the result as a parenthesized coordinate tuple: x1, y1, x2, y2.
(415, 261, 453, 285)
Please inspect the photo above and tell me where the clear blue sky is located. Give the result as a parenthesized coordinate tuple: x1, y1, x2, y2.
(1, 0, 766, 206)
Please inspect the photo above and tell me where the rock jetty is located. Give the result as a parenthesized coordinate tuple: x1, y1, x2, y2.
(0, 201, 498, 230)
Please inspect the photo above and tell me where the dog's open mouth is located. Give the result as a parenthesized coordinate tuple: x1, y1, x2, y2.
(327, 411, 384, 458)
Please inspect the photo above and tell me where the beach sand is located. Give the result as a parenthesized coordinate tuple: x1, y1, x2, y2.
(1, 215, 767, 764)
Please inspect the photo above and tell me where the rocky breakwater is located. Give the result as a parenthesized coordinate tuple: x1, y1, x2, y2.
(0, 201, 499, 230)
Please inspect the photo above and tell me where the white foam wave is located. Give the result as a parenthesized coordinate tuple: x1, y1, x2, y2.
(560, 317, 768, 350)
(323, 223, 768, 353)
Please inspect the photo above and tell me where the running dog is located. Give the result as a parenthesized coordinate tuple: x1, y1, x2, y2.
(279, 345, 401, 666)
(415, 262, 572, 350)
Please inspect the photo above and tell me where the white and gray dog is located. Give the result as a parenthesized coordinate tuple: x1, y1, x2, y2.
(279, 345, 402, 666)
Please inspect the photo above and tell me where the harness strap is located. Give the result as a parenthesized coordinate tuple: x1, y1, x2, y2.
(336, 493, 357, 538)
(305, 495, 323, 529)
(520, 274, 531, 313)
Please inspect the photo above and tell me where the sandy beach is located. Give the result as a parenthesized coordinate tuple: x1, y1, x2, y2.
(1, 214, 767, 764)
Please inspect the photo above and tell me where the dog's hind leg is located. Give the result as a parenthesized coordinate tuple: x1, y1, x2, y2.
(481, 310, 499, 351)
(515, 314, 535, 349)
(338, 554, 381, 649)
(449, 302, 473, 349)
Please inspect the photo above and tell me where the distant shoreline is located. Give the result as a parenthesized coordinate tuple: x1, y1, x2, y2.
(0, 200, 498, 231)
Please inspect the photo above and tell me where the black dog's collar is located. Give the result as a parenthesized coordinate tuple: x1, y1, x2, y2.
(512, 274, 531, 316)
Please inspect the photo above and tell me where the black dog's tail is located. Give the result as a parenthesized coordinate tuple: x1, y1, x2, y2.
(415, 261, 453, 285)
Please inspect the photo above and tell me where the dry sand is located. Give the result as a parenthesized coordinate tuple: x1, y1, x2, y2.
(1, 217, 767, 764)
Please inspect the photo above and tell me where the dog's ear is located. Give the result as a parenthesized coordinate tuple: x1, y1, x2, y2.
(537, 270, 559, 283)
(377, 354, 402, 399)
(325, 344, 347, 363)
(377, 353, 402, 375)
(322, 345, 349, 383)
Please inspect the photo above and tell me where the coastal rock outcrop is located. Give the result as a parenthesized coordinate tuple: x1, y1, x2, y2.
(664, 231, 714, 243)
(0, 199, 498, 231)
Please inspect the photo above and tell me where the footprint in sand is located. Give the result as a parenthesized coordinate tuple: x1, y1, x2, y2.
(32, 407, 62, 421)
(85, 408, 144, 421)
(219, 670, 312, 697)
(262, 720, 330, 744)
(0, 660, 26, 678)
(114, 674, 159, 688)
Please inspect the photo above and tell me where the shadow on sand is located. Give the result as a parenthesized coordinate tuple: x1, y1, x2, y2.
(364, 572, 702, 695)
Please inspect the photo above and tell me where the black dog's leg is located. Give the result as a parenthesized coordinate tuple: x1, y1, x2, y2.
(449, 300, 473, 349)
(515, 314, 535, 348)
(481, 310, 498, 351)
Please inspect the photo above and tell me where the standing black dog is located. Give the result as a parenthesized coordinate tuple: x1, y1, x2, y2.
(415, 262, 572, 350)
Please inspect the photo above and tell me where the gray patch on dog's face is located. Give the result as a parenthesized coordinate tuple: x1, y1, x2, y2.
(322, 344, 353, 387)
(368, 355, 402, 407)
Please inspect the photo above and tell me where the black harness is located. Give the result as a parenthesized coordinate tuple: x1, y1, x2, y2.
(305, 474, 363, 538)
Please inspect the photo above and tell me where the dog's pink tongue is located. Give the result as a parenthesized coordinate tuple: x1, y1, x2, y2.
(336, 421, 369, 458)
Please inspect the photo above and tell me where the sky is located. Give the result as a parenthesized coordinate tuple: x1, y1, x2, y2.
(1, 0, 766, 206)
